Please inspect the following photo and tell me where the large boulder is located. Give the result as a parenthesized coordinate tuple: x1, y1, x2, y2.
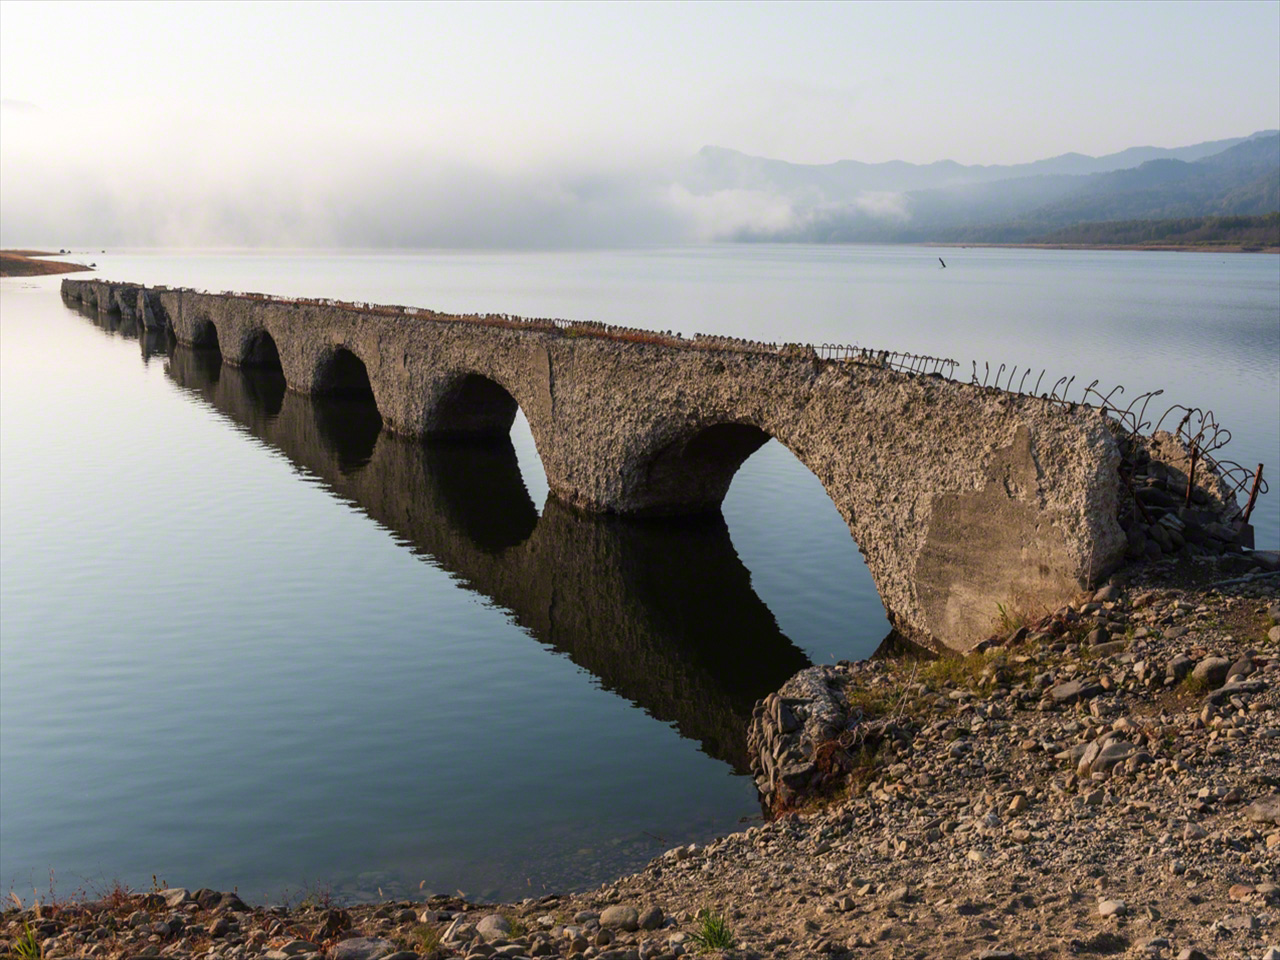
(332, 938, 397, 960)
(475, 914, 512, 942)
(600, 905, 640, 931)
(1191, 657, 1230, 689)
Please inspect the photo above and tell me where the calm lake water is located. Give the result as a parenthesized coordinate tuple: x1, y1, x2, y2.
(2, 246, 1277, 903)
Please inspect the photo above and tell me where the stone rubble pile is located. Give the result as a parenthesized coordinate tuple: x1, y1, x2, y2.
(1116, 429, 1258, 562)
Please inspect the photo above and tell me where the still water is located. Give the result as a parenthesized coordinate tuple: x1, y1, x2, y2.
(2, 246, 1277, 903)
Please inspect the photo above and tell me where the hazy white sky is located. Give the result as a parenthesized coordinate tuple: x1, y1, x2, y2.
(2, 0, 1278, 246)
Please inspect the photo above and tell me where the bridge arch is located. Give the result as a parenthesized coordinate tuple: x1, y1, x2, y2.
(621, 413, 891, 650)
(422, 370, 552, 508)
(619, 415, 848, 520)
(239, 328, 283, 371)
(426, 372, 520, 440)
(633, 420, 774, 517)
(314, 346, 377, 402)
(190, 317, 221, 351)
(311, 346, 383, 470)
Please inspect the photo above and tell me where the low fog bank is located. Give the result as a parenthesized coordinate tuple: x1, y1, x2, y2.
(0, 103, 937, 249)
(3, 102, 1274, 250)
(0, 133, 807, 250)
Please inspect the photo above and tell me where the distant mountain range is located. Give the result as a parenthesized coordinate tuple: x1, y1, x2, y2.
(680, 131, 1280, 243)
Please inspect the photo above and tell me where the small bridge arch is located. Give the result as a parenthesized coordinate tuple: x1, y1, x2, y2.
(240, 328, 283, 371)
(314, 346, 379, 403)
(421, 370, 554, 486)
(190, 317, 221, 351)
(626, 419, 778, 517)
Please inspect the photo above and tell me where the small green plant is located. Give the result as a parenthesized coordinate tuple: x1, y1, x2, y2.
(996, 602, 1026, 634)
(1181, 673, 1209, 695)
(920, 651, 996, 693)
(688, 908, 735, 952)
(502, 915, 528, 938)
(845, 687, 892, 718)
(291, 881, 337, 911)
(412, 923, 443, 952)
(12, 922, 43, 959)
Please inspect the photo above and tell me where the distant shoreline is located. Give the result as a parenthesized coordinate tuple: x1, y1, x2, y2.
(928, 241, 1280, 254)
(0, 250, 94, 277)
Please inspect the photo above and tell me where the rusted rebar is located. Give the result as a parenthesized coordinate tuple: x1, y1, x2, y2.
(1185, 441, 1199, 507)
(1243, 464, 1265, 523)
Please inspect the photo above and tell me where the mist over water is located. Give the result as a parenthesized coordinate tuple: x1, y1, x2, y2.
(1, 246, 1276, 905)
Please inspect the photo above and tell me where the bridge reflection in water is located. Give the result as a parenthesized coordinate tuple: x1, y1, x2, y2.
(77, 304, 814, 772)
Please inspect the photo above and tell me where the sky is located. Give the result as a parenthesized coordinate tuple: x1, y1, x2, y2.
(2, 0, 1278, 247)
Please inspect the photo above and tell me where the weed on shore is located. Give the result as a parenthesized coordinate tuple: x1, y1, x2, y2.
(687, 908, 735, 952)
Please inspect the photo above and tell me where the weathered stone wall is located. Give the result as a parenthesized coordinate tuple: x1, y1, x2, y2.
(63, 277, 1132, 651)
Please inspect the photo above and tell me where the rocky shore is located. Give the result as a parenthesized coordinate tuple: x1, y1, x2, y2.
(4, 558, 1278, 960)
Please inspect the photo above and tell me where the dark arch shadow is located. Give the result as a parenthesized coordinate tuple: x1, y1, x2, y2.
(242, 330, 283, 371)
(159, 350, 812, 771)
(640, 422, 772, 517)
(313, 395, 382, 474)
(316, 347, 377, 401)
(428, 373, 519, 440)
(312, 348, 383, 471)
(422, 439, 539, 552)
(190, 318, 221, 352)
(240, 367, 286, 418)
(186, 343, 224, 386)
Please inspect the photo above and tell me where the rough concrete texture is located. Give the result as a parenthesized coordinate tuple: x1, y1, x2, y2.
(64, 277, 1130, 651)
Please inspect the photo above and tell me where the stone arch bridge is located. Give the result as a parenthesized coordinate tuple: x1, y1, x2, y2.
(62, 277, 1128, 651)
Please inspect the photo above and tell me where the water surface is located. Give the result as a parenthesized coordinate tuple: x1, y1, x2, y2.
(2, 246, 1276, 903)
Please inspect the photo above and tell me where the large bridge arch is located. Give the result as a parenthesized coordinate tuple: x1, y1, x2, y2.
(632, 420, 774, 517)
(616, 410, 901, 627)
(421, 369, 554, 483)
(426, 372, 520, 440)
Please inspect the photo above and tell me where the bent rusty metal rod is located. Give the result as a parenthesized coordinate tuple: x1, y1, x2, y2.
(1243, 465, 1266, 523)
(1126, 471, 1155, 525)
(1185, 441, 1200, 508)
